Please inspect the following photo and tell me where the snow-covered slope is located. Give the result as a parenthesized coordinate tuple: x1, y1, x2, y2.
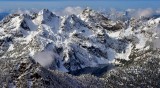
(0, 8, 160, 73)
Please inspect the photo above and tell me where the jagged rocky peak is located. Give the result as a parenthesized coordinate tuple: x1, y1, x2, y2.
(36, 9, 57, 24)
(80, 8, 123, 31)
(81, 7, 108, 21)
(64, 14, 80, 25)
(67, 14, 80, 22)
(0, 13, 30, 28)
(61, 14, 88, 32)
(81, 7, 98, 16)
(1, 12, 31, 23)
(81, 7, 94, 16)
(0, 13, 20, 26)
(19, 14, 36, 31)
(38, 9, 56, 17)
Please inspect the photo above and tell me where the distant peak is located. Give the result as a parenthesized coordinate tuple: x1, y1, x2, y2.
(82, 7, 95, 14)
(39, 9, 49, 14)
(68, 14, 77, 19)
(36, 9, 57, 24)
(38, 9, 55, 17)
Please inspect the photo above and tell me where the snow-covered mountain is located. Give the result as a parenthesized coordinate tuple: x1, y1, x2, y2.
(0, 8, 160, 87)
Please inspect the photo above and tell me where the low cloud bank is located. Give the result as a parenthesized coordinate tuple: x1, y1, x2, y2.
(53, 6, 83, 16)
(33, 51, 58, 69)
(11, 8, 40, 14)
(5, 7, 160, 19)
(126, 8, 160, 18)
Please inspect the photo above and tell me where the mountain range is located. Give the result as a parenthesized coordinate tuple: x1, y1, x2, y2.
(0, 8, 160, 87)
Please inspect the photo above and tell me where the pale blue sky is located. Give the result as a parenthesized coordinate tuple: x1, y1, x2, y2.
(0, 0, 160, 12)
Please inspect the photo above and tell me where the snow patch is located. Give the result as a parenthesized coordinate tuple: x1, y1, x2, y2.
(135, 33, 148, 49)
(8, 43, 14, 51)
(116, 43, 133, 60)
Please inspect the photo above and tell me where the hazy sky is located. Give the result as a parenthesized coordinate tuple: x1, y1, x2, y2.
(0, 0, 160, 12)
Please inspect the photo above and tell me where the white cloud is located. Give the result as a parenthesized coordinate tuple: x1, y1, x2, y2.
(64, 6, 83, 15)
(11, 8, 39, 14)
(126, 8, 160, 18)
(33, 51, 68, 72)
(33, 51, 58, 69)
(136, 8, 154, 17)
(53, 6, 83, 16)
